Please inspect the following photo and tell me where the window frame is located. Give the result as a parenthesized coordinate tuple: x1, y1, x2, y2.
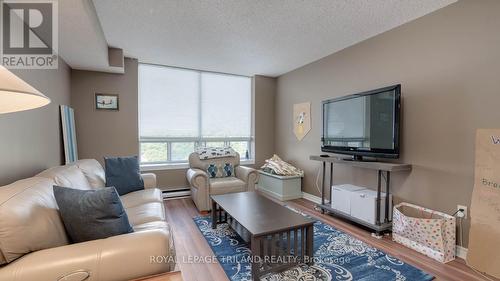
(139, 137, 253, 164)
(138, 63, 255, 170)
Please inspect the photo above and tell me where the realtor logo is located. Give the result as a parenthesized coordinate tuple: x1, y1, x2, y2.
(1, 0, 58, 69)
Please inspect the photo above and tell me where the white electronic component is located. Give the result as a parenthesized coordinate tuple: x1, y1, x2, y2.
(331, 184, 393, 225)
(331, 184, 366, 214)
(350, 189, 393, 225)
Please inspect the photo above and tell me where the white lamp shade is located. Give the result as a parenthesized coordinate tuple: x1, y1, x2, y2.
(0, 66, 51, 114)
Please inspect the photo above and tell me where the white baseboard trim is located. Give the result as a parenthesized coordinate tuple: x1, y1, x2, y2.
(302, 192, 322, 204)
(456, 245, 468, 260)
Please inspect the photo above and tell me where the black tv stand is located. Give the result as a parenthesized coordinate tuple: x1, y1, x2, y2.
(309, 155, 412, 234)
(342, 155, 377, 162)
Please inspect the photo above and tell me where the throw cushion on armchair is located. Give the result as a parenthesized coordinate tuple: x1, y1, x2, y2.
(223, 163, 234, 177)
(207, 164, 218, 178)
(53, 186, 133, 243)
(207, 163, 234, 178)
(104, 156, 144, 195)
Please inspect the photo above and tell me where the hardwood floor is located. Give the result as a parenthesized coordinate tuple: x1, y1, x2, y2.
(165, 198, 228, 281)
(164, 196, 497, 281)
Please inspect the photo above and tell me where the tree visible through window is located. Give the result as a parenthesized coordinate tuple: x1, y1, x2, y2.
(139, 64, 253, 164)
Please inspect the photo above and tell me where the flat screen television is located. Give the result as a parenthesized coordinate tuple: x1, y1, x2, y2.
(321, 84, 401, 160)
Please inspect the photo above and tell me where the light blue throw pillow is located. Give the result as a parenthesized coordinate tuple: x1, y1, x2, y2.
(53, 186, 133, 243)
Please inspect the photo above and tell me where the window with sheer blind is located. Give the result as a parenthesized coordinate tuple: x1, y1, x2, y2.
(139, 64, 253, 165)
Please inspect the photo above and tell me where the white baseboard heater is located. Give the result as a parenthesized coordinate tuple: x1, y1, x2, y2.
(162, 188, 191, 199)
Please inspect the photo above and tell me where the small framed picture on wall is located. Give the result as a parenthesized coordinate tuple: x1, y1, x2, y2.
(95, 93, 119, 111)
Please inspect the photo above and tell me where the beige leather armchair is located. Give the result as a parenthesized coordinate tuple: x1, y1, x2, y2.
(187, 152, 259, 212)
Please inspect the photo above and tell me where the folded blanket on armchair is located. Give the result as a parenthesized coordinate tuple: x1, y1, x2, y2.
(195, 147, 237, 160)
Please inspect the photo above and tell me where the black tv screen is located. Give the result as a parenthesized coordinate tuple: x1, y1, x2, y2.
(321, 84, 401, 159)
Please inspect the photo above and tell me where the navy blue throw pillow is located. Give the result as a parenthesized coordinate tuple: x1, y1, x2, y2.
(53, 186, 133, 243)
(104, 156, 144, 195)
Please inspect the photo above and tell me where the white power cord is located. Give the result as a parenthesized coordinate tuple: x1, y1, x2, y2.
(315, 164, 323, 195)
(313, 164, 327, 212)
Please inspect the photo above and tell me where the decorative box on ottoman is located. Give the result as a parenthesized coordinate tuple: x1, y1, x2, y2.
(256, 170, 302, 201)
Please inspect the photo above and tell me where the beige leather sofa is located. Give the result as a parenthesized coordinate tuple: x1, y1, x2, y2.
(0, 159, 175, 281)
(187, 152, 259, 212)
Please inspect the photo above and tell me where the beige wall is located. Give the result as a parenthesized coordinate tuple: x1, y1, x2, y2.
(71, 60, 276, 189)
(254, 75, 276, 167)
(0, 60, 71, 186)
(71, 58, 139, 164)
(275, 0, 500, 247)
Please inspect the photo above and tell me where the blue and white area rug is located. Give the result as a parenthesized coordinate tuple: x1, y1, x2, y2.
(193, 212, 434, 281)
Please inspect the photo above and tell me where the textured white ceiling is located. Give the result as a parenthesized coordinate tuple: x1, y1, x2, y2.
(59, 0, 124, 73)
(91, 0, 456, 77)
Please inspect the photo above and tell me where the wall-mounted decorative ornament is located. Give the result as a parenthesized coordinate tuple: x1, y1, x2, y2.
(293, 102, 311, 141)
(95, 93, 119, 111)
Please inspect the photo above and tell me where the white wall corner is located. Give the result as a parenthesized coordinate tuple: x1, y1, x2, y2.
(302, 192, 322, 204)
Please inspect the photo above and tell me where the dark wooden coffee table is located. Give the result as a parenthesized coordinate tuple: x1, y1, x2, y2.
(211, 192, 315, 281)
